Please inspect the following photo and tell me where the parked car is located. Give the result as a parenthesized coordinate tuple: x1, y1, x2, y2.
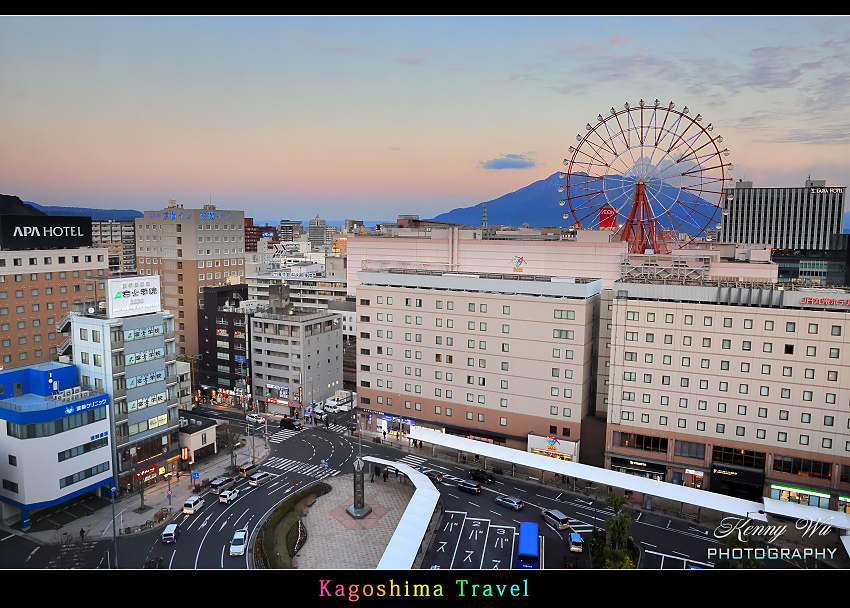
(336, 401, 352, 412)
(424, 470, 443, 483)
(219, 489, 240, 504)
(494, 495, 524, 511)
(323, 403, 340, 414)
(468, 469, 495, 484)
(230, 529, 248, 556)
(246, 414, 264, 425)
(457, 481, 482, 495)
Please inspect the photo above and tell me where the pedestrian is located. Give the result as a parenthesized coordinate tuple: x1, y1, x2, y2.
(382, 430, 386, 440)
(375, 466, 381, 477)
(370, 472, 374, 483)
(79, 528, 85, 541)
(394, 468, 398, 478)
(383, 470, 388, 482)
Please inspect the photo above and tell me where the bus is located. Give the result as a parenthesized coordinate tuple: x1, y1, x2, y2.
(516, 522, 540, 569)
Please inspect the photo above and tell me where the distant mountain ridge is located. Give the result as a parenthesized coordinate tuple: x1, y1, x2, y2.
(431, 174, 850, 235)
(0, 194, 48, 217)
(26, 202, 142, 221)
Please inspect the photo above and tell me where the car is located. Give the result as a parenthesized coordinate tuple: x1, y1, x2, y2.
(323, 403, 340, 414)
(569, 532, 583, 553)
(457, 481, 482, 494)
(468, 469, 495, 484)
(423, 470, 443, 483)
(280, 418, 303, 431)
(161, 523, 180, 543)
(230, 528, 248, 556)
(494, 495, 524, 511)
(219, 488, 240, 504)
(144, 557, 164, 568)
(336, 401, 352, 412)
(246, 414, 264, 425)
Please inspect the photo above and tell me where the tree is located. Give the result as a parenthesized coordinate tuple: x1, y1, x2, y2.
(216, 420, 242, 468)
(605, 492, 627, 515)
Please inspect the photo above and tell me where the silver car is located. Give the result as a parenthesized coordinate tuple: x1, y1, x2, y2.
(230, 529, 248, 556)
(494, 495, 524, 511)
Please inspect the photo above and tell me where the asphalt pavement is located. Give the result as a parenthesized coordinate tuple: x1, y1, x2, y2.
(1, 401, 847, 569)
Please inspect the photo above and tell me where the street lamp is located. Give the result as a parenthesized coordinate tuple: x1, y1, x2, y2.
(110, 485, 119, 569)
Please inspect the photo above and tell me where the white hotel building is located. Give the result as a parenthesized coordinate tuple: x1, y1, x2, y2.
(606, 280, 850, 511)
(355, 269, 602, 458)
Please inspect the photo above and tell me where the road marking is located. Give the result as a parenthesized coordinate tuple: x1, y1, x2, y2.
(25, 547, 40, 562)
(1, 534, 14, 542)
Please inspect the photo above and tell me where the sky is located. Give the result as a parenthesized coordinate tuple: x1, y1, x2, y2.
(1, 15, 849, 223)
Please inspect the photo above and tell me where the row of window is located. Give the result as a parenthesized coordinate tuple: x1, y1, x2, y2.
(6, 407, 107, 439)
(623, 335, 841, 357)
(1, 347, 57, 363)
(0, 270, 105, 281)
(623, 311, 843, 336)
(365, 296, 577, 321)
(619, 410, 845, 448)
(0, 254, 104, 267)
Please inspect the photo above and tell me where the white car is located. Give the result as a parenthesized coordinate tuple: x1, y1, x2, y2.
(230, 528, 248, 556)
(219, 489, 240, 504)
(336, 402, 352, 412)
(246, 414, 264, 425)
(323, 404, 340, 414)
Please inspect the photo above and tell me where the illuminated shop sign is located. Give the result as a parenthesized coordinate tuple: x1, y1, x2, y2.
(809, 188, 843, 194)
(107, 275, 162, 318)
(146, 210, 232, 220)
(124, 324, 163, 341)
(60, 395, 109, 416)
(127, 369, 166, 388)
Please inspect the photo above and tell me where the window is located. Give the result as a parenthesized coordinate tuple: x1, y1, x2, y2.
(808, 323, 818, 334)
(764, 320, 773, 330)
(831, 325, 841, 336)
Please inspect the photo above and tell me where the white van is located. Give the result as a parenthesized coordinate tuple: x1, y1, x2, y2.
(237, 463, 259, 478)
(248, 472, 271, 487)
(183, 495, 205, 515)
(541, 508, 571, 531)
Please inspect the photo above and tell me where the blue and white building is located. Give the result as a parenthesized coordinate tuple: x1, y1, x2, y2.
(0, 361, 111, 530)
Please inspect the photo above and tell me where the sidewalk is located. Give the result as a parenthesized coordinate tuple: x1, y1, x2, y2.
(12, 428, 270, 547)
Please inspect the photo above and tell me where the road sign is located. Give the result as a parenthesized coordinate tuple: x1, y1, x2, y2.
(167, 491, 172, 498)
(192, 472, 199, 480)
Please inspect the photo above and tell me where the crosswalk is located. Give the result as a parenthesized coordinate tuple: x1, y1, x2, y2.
(269, 424, 349, 443)
(262, 456, 342, 479)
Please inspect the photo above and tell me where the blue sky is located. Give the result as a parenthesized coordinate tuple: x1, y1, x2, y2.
(1, 15, 848, 222)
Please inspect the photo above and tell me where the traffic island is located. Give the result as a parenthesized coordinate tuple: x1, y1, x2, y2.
(255, 482, 331, 569)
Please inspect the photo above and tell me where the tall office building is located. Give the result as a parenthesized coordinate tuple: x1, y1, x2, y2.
(249, 285, 343, 417)
(243, 217, 278, 253)
(135, 200, 245, 355)
(0, 361, 111, 530)
(308, 215, 328, 249)
(0, 215, 109, 367)
(605, 279, 850, 512)
(63, 274, 181, 493)
(277, 219, 302, 243)
(197, 284, 249, 401)
(91, 219, 137, 274)
(719, 179, 846, 251)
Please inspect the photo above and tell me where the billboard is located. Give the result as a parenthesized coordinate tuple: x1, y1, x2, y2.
(0, 215, 92, 250)
(599, 207, 618, 229)
(106, 275, 162, 318)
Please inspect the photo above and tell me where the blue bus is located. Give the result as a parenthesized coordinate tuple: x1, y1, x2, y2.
(516, 522, 540, 569)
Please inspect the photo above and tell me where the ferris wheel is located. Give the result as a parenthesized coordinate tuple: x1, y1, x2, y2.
(559, 99, 733, 254)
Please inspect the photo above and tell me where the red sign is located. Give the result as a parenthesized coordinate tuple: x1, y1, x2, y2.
(134, 465, 156, 479)
(265, 397, 290, 405)
(800, 297, 850, 306)
(181, 447, 189, 460)
(599, 207, 617, 229)
(298, 386, 303, 405)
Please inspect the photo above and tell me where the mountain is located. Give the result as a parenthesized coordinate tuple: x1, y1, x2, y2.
(0, 194, 48, 217)
(430, 172, 721, 234)
(26, 202, 142, 221)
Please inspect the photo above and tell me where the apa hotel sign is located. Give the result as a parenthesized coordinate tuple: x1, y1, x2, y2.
(106, 275, 162, 318)
(0, 215, 92, 250)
